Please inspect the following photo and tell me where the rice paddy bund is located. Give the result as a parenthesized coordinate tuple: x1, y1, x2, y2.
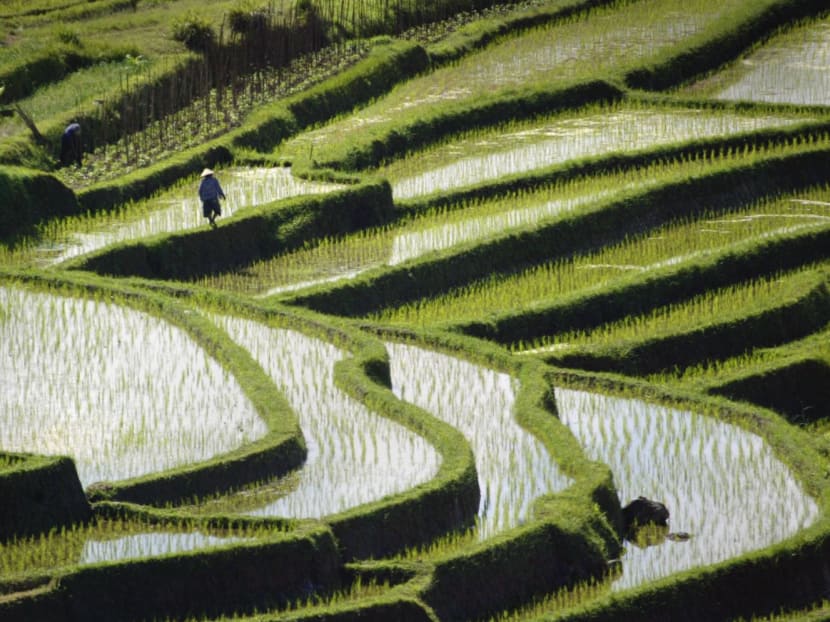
(686, 18, 830, 106)
(0, 287, 268, 487)
(554, 389, 820, 591)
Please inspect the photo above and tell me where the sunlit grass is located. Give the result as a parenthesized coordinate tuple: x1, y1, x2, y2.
(647, 327, 830, 388)
(0, 286, 268, 487)
(371, 187, 830, 327)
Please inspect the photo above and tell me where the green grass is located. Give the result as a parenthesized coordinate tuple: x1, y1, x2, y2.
(646, 326, 830, 388)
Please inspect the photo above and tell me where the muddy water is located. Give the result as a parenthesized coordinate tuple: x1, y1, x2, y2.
(555, 388, 819, 591)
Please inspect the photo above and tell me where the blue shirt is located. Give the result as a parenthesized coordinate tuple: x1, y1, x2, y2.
(198, 176, 225, 202)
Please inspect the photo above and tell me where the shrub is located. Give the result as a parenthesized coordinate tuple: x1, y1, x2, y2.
(172, 13, 215, 53)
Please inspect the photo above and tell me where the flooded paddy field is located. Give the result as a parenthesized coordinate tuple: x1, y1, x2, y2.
(0, 286, 267, 488)
(381, 107, 808, 200)
(2, 0, 829, 618)
(190, 317, 441, 519)
(555, 388, 819, 591)
(387, 342, 571, 539)
(685, 17, 830, 106)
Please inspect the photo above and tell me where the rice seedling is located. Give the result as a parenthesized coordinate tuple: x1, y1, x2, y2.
(14, 167, 342, 267)
(686, 17, 830, 106)
(554, 388, 819, 591)
(380, 105, 809, 200)
(386, 342, 572, 539)
(204, 315, 441, 518)
(0, 286, 268, 487)
(529, 263, 826, 352)
(372, 186, 830, 327)
(0, 518, 262, 579)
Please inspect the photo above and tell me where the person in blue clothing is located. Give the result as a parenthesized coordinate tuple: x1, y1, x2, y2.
(198, 168, 225, 227)
(60, 122, 82, 167)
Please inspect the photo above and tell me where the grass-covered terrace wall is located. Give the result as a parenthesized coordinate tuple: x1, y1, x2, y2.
(707, 355, 830, 427)
(0, 453, 91, 543)
(0, 166, 79, 239)
(537, 266, 830, 375)
(285, 146, 830, 317)
(455, 224, 830, 348)
(624, 0, 830, 91)
(0, 513, 340, 622)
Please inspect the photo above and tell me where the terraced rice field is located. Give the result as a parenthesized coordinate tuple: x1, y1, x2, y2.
(686, 17, 830, 106)
(0, 286, 267, 487)
(1, 0, 829, 620)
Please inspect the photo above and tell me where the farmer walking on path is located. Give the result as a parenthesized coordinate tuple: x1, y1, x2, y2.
(198, 168, 225, 227)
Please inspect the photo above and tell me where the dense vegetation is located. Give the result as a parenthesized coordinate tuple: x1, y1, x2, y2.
(1, 0, 829, 620)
